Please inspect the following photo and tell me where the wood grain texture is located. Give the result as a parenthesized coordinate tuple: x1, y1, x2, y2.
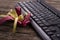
(0, 0, 60, 40)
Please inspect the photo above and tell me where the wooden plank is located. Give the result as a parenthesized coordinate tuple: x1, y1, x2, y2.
(0, 0, 60, 40)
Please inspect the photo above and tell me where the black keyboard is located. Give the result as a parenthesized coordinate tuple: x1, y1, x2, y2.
(17, 0, 60, 40)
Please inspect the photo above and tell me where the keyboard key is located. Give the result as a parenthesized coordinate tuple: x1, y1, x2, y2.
(43, 26, 48, 30)
(39, 23, 45, 26)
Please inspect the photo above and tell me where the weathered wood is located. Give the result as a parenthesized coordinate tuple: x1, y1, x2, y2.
(0, 0, 60, 40)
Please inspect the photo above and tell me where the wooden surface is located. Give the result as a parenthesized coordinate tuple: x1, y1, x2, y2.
(0, 0, 60, 40)
(46, 0, 60, 10)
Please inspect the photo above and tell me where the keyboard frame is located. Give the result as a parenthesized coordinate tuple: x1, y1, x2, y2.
(16, 0, 60, 40)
